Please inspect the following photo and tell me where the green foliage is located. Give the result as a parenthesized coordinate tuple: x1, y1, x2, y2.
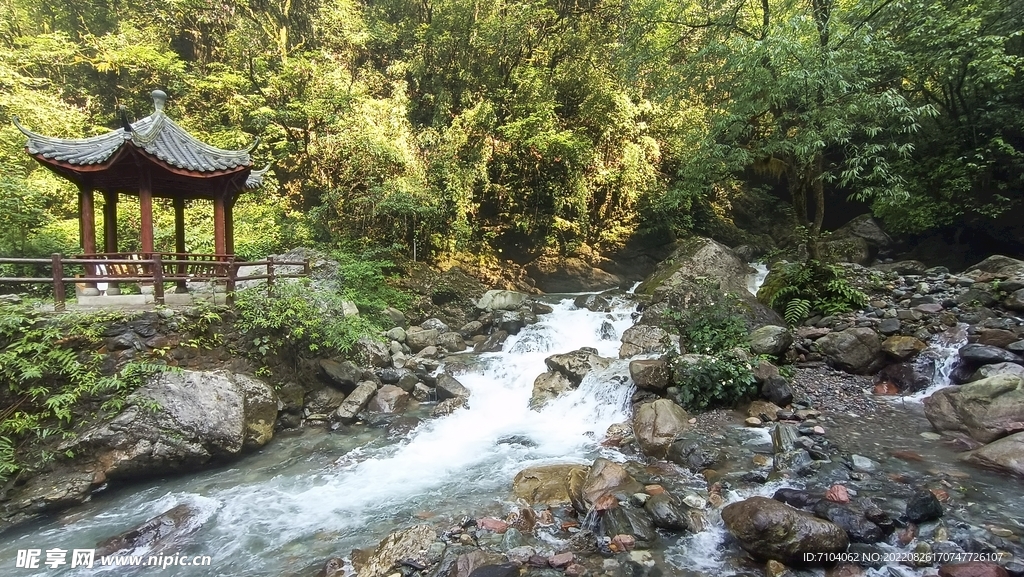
(661, 280, 748, 354)
(758, 261, 869, 325)
(233, 281, 384, 362)
(0, 304, 170, 482)
(670, 352, 757, 412)
(331, 248, 413, 317)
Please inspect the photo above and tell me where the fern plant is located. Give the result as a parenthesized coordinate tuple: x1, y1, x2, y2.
(757, 260, 868, 326)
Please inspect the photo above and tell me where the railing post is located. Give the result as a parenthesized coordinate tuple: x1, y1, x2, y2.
(52, 253, 65, 312)
(303, 258, 310, 276)
(152, 253, 164, 305)
(226, 256, 237, 306)
(266, 255, 275, 297)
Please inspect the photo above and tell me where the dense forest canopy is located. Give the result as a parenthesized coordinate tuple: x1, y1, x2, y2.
(0, 0, 1021, 263)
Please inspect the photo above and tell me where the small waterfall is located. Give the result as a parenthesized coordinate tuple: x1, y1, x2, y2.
(747, 262, 769, 296)
(903, 323, 969, 402)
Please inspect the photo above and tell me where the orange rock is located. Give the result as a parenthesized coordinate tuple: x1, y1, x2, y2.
(594, 493, 619, 511)
(549, 552, 575, 569)
(560, 520, 580, 532)
(644, 484, 665, 496)
(825, 484, 850, 504)
(938, 561, 1009, 577)
(930, 488, 950, 503)
(873, 381, 899, 395)
(898, 525, 917, 546)
(477, 517, 509, 533)
(892, 450, 925, 462)
(610, 534, 635, 552)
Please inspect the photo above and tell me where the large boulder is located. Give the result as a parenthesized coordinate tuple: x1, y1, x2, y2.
(881, 336, 928, 361)
(821, 214, 893, 265)
(544, 348, 612, 385)
(69, 370, 279, 478)
(579, 458, 644, 512)
(924, 374, 1024, 443)
(354, 525, 437, 577)
(406, 328, 440, 353)
(352, 337, 391, 368)
(511, 464, 586, 505)
(959, 344, 1024, 366)
(635, 237, 753, 297)
(435, 373, 471, 400)
(319, 359, 362, 391)
(369, 384, 410, 413)
(618, 325, 670, 358)
(965, 255, 1024, 278)
(529, 371, 575, 409)
(94, 503, 205, 557)
(960, 431, 1024, 477)
(525, 255, 622, 293)
(1, 371, 279, 532)
(749, 325, 793, 356)
(629, 359, 670, 391)
(632, 399, 691, 459)
(721, 496, 849, 565)
(476, 290, 530, 311)
(814, 328, 883, 374)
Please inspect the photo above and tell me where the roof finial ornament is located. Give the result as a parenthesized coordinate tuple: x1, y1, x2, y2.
(151, 90, 167, 112)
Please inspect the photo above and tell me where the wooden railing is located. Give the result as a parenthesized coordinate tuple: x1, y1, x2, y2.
(0, 253, 310, 311)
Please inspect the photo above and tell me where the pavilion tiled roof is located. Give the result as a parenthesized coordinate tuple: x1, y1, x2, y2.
(13, 90, 266, 188)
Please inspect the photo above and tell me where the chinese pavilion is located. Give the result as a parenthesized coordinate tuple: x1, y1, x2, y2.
(13, 90, 265, 293)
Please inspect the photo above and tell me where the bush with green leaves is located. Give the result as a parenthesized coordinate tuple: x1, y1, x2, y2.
(660, 279, 749, 354)
(669, 352, 757, 412)
(757, 260, 869, 325)
(233, 281, 384, 361)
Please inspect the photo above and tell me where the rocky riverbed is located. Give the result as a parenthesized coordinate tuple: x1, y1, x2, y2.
(3, 238, 1024, 577)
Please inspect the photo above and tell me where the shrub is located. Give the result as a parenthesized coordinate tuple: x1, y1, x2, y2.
(669, 351, 757, 411)
(757, 260, 868, 325)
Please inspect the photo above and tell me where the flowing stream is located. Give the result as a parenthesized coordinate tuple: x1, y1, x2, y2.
(1, 295, 638, 576)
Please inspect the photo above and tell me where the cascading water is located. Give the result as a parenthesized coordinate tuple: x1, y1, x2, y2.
(747, 263, 769, 297)
(0, 296, 638, 576)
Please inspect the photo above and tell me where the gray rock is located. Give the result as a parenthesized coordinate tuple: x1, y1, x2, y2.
(396, 372, 420, 391)
(579, 458, 644, 512)
(352, 337, 391, 368)
(632, 399, 691, 459)
(814, 327, 883, 374)
(961, 431, 1024, 476)
(420, 317, 450, 333)
(319, 359, 362, 390)
(334, 381, 378, 423)
(878, 318, 902, 335)
(956, 288, 997, 307)
(474, 330, 508, 352)
(721, 496, 849, 565)
(354, 525, 436, 577)
(435, 373, 470, 400)
(629, 359, 670, 391)
(602, 506, 658, 546)
(385, 327, 407, 343)
(905, 489, 943, 523)
(850, 454, 878, 472)
(574, 294, 611, 312)
(384, 307, 407, 328)
(545, 348, 611, 385)
(95, 503, 203, 557)
(812, 501, 884, 543)
(761, 376, 794, 406)
(959, 344, 1023, 366)
(635, 237, 754, 297)
(437, 331, 467, 352)
(968, 362, 1024, 382)
(881, 336, 927, 361)
(644, 493, 689, 531)
(618, 325, 670, 358)
(749, 325, 793, 356)
(1005, 288, 1024, 311)
(965, 255, 1024, 278)
(529, 371, 575, 410)
(431, 396, 468, 417)
(62, 371, 278, 485)
(476, 290, 530, 311)
(406, 328, 440, 353)
(924, 374, 1024, 443)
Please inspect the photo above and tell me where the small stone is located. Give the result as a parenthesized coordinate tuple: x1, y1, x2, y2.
(813, 426, 826, 435)
(610, 534, 635, 552)
(644, 485, 665, 495)
(766, 559, 791, 577)
(477, 517, 509, 533)
(850, 455, 877, 472)
(745, 417, 764, 427)
(548, 552, 574, 569)
(906, 489, 943, 523)
(920, 432, 942, 440)
(564, 563, 588, 577)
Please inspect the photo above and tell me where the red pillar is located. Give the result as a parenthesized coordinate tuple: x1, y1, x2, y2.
(103, 190, 118, 253)
(139, 169, 154, 256)
(103, 190, 120, 295)
(78, 185, 99, 295)
(174, 197, 187, 293)
(213, 193, 227, 256)
(79, 185, 97, 255)
(225, 195, 235, 256)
